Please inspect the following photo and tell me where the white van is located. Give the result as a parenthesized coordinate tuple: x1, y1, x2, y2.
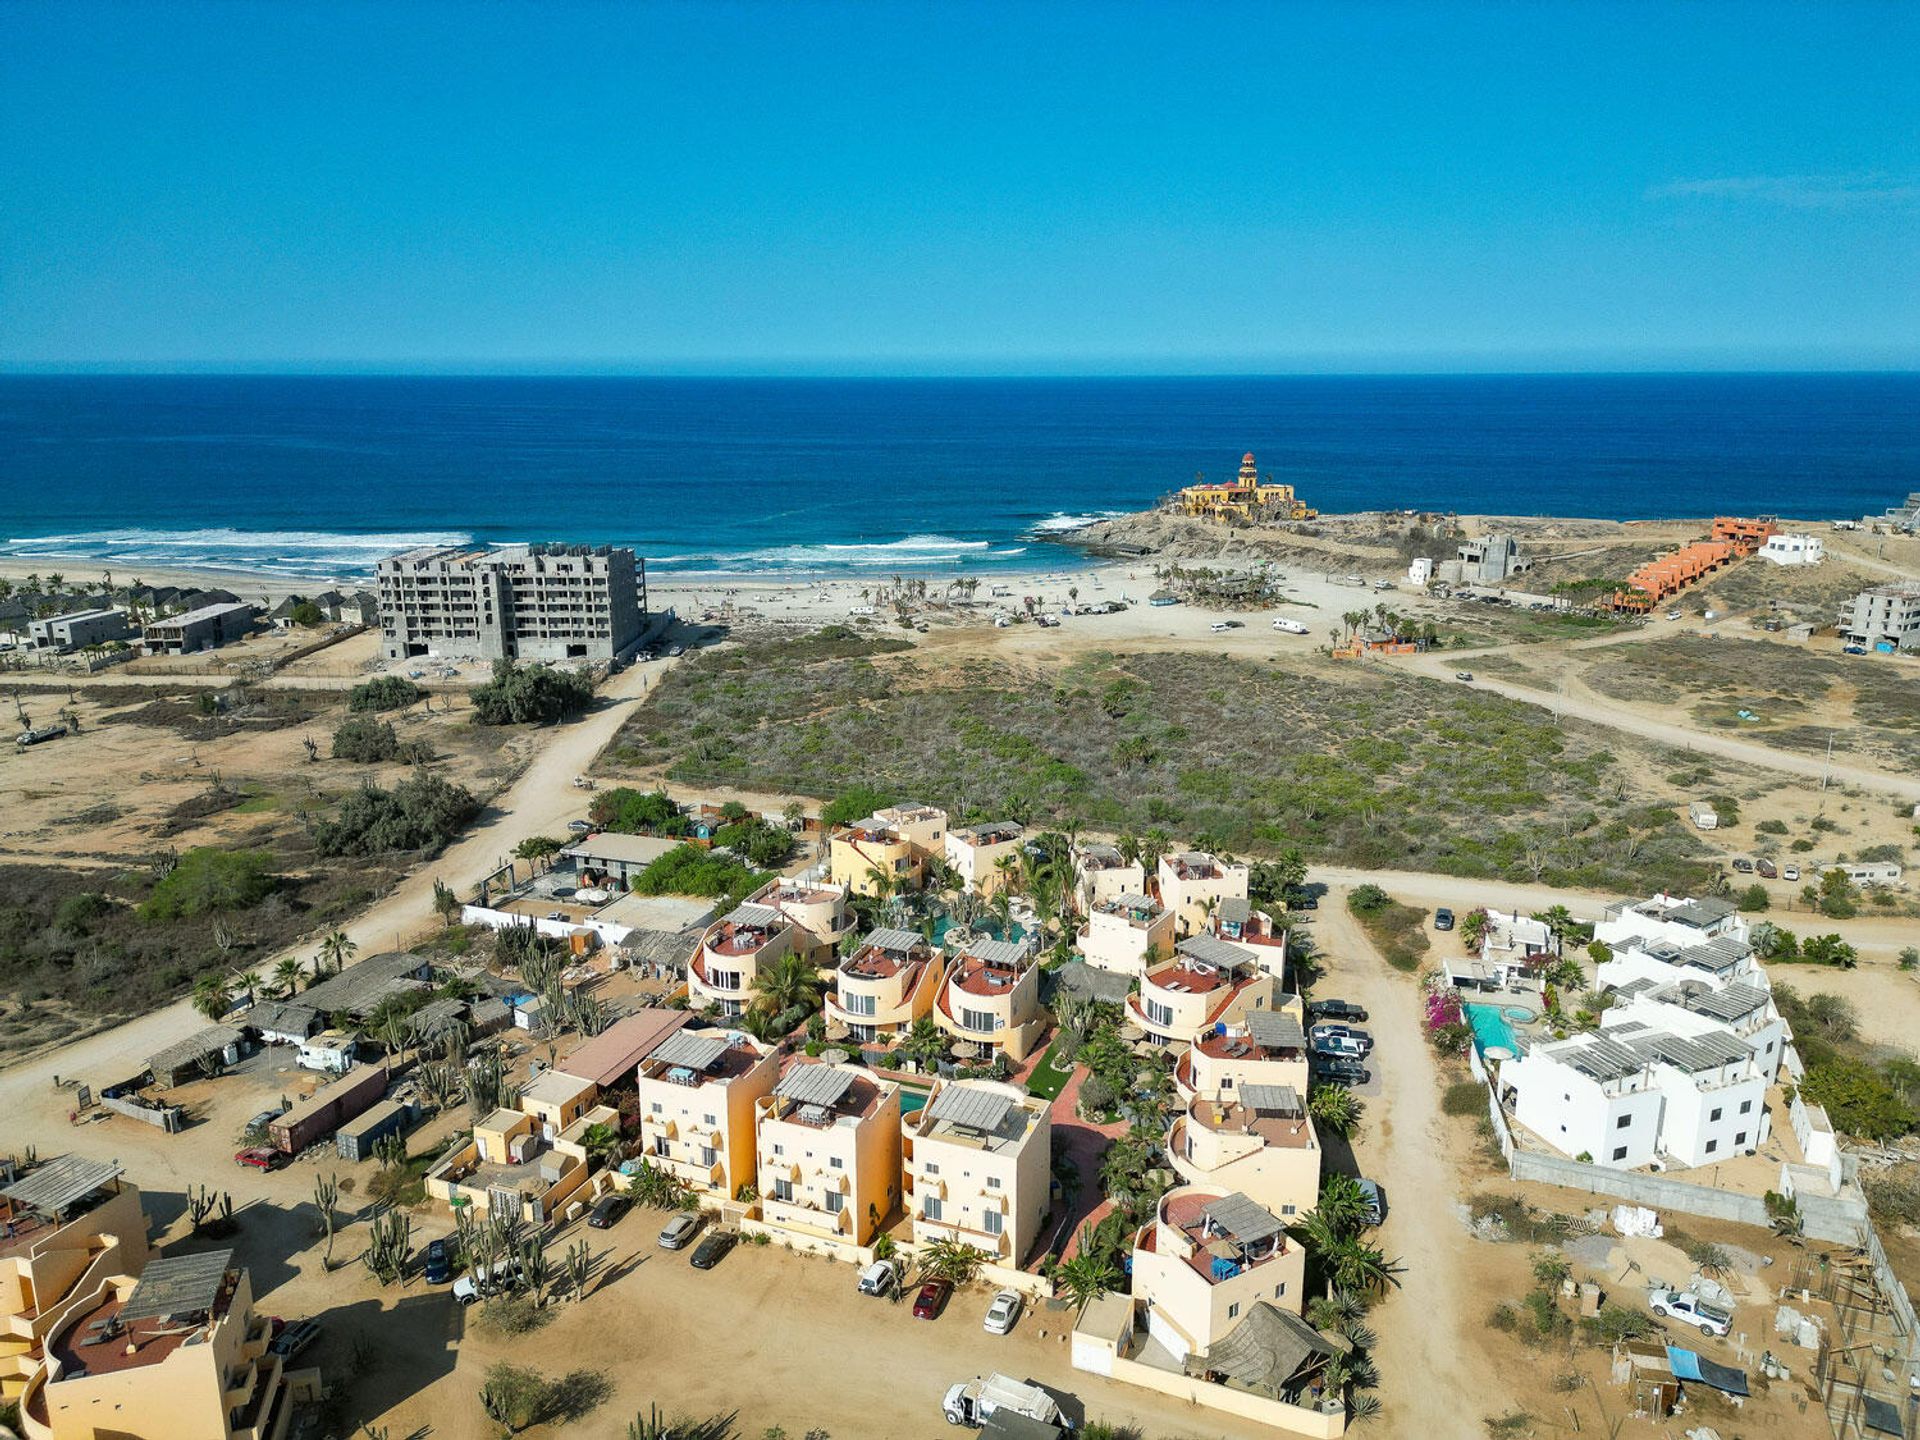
(857, 1259, 897, 1297)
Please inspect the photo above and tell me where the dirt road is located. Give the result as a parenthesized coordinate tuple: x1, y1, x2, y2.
(1316, 886, 1512, 1439)
(1405, 650, 1920, 803)
(0, 656, 669, 1104)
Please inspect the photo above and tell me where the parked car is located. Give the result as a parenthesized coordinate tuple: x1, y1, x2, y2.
(913, 1279, 953, 1320)
(982, 1290, 1022, 1335)
(666, 643, 686, 657)
(1356, 1178, 1386, 1227)
(1454, 671, 1475, 682)
(587, 1194, 631, 1230)
(1308, 999, 1368, 1024)
(658, 1212, 702, 1250)
(567, 819, 592, 834)
(422, 1238, 452, 1285)
(234, 1147, 281, 1172)
(1434, 907, 1455, 931)
(1310, 1024, 1373, 1054)
(1313, 1035, 1369, 1061)
(857, 1260, 897, 1297)
(1756, 858, 1778, 879)
(453, 1258, 523, 1305)
(1783, 864, 1801, 882)
(688, 1232, 736, 1270)
(1313, 1056, 1371, 1086)
(269, 1319, 321, 1361)
(1844, 644, 1868, 656)
(244, 1108, 284, 1139)
(1731, 857, 1754, 873)
(1649, 1285, 1732, 1337)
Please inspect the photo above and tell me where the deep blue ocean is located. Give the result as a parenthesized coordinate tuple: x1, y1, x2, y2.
(0, 373, 1914, 581)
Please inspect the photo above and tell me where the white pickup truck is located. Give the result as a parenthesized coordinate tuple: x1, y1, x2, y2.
(943, 1373, 1071, 1430)
(1649, 1284, 1733, 1337)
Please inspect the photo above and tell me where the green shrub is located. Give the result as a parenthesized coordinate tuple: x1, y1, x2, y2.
(289, 601, 324, 627)
(588, 787, 683, 833)
(141, 848, 276, 920)
(1737, 883, 1770, 913)
(471, 659, 594, 725)
(347, 676, 424, 712)
(821, 785, 894, 828)
(1443, 1081, 1486, 1116)
(331, 716, 433, 764)
(1756, 819, 1787, 835)
(54, 891, 113, 932)
(630, 843, 767, 910)
(1801, 1057, 1917, 1141)
(311, 773, 479, 857)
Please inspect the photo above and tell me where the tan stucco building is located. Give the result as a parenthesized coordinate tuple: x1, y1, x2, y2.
(1076, 892, 1176, 977)
(1156, 851, 1250, 936)
(829, 804, 947, 897)
(688, 899, 797, 1017)
(826, 927, 946, 1048)
(943, 821, 1025, 896)
(903, 1080, 1052, 1267)
(21, 1245, 309, 1440)
(1130, 935, 1280, 1048)
(1131, 1188, 1307, 1364)
(755, 1061, 901, 1246)
(637, 1029, 781, 1202)
(3, 1161, 155, 1409)
(1074, 842, 1146, 913)
(933, 939, 1045, 1063)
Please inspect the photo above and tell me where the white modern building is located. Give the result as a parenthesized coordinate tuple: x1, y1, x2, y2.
(1596, 893, 1748, 955)
(1759, 533, 1824, 566)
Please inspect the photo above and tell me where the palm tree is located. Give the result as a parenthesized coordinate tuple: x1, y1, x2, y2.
(1054, 1249, 1121, 1309)
(231, 969, 264, 1008)
(192, 973, 232, 1021)
(1305, 1289, 1368, 1333)
(319, 930, 356, 975)
(752, 952, 824, 1025)
(1322, 1238, 1404, 1296)
(1313, 1174, 1373, 1235)
(918, 1237, 989, 1285)
(272, 957, 305, 997)
(1307, 1084, 1361, 1139)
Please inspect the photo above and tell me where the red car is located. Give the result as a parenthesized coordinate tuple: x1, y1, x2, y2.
(234, 1147, 280, 1172)
(912, 1279, 952, 1320)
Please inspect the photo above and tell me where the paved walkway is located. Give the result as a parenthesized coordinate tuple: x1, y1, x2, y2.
(1047, 1060, 1128, 1260)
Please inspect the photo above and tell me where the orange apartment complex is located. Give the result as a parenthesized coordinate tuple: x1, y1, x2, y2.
(1611, 516, 1778, 613)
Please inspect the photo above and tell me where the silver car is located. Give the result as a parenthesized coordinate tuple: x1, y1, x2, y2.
(658, 1212, 702, 1250)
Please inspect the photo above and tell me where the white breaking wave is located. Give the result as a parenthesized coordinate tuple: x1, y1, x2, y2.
(1027, 511, 1126, 535)
(655, 533, 1006, 574)
(0, 527, 474, 579)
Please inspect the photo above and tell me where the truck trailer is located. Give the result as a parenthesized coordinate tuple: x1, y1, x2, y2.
(270, 1063, 388, 1154)
(942, 1373, 1070, 1430)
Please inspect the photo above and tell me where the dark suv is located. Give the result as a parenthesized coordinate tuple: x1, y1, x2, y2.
(1308, 999, 1368, 1024)
(1314, 1055, 1371, 1086)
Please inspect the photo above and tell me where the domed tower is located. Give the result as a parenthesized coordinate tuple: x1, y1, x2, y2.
(1237, 452, 1259, 489)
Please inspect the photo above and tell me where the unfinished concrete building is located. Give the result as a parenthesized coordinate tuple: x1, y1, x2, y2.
(376, 543, 647, 664)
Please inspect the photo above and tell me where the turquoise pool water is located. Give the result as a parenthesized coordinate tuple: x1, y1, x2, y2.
(898, 1089, 929, 1116)
(930, 916, 1028, 947)
(1464, 1002, 1520, 1055)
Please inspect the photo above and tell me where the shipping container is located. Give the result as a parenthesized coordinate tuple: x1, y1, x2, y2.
(270, 1063, 389, 1154)
(335, 1098, 417, 1162)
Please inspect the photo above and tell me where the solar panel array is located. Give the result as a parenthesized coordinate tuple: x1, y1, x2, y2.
(120, 1249, 233, 1321)
(927, 1085, 1016, 1133)
(1202, 1191, 1284, 1245)
(963, 939, 1027, 969)
(725, 902, 784, 929)
(1684, 982, 1769, 1023)
(1239, 1083, 1302, 1114)
(1628, 1030, 1752, 1073)
(1176, 935, 1248, 970)
(1246, 1010, 1307, 1049)
(1562, 1033, 1646, 1083)
(775, 1064, 857, 1108)
(0, 1155, 122, 1215)
(863, 927, 925, 955)
(650, 1031, 731, 1072)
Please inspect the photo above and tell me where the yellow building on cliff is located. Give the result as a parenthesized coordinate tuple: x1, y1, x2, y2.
(1178, 453, 1316, 523)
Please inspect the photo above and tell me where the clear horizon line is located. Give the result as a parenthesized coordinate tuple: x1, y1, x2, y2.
(3, 360, 1918, 381)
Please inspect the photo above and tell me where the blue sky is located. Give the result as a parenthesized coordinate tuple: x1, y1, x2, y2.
(3, 2, 1916, 372)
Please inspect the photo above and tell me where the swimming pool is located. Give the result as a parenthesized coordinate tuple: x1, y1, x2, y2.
(898, 1088, 930, 1116)
(1464, 1003, 1520, 1056)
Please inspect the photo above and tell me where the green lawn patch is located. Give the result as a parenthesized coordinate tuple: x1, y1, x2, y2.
(1025, 1038, 1075, 1100)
